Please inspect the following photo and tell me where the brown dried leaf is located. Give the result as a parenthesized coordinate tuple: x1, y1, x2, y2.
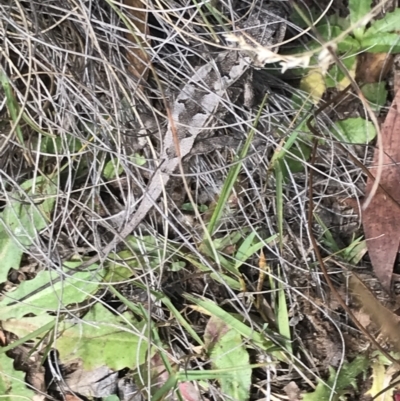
(394, 55, 400, 94)
(124, 0, 150, 81)
(349, 274, 400, 352)
(362, 89, 400, 292)
(63, 361, 118, 398)
(283, 381, 301, 401)
(356, 53, 393, 83)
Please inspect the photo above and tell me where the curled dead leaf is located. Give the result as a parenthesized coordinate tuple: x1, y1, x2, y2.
(349, 274, 400, 353)
(363, 89, 400, 292)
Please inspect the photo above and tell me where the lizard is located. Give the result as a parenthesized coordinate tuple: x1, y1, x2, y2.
(3, 1, 287, 305)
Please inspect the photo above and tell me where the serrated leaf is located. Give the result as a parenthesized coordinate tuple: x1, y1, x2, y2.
(204, 316, 251, 401)
(366, 9, 400, 35)
(349, 0, 372, 39)
(0, 263, 101, 319)
(0, 353, 36, 400)
(0, 176, 57, 283)
(57, 303, 150, 370)
(361, 33, 400, 53)
(333, 117, 376, 143)
(303, 355, 369, 401)
(365, 358, 397, 400)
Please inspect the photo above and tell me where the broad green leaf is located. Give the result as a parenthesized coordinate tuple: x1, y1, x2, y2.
(361, 82, 388, 111)
(0, 176, 57, 283)
(57, 303, 150, 370)
(349, 0, 372, 39)
(204, 316, 251, 401)
(104, 396, 120, 401)
(0, 263, 101, 319)
(316, 25, 360, 53)
(303, 356, 369, 401)
(0, 353, 36, 400)
(282, 142, 312, 177)
(365, 9, 400, 35)
(360, 33, 400, 53)
(333, 117, 376, 144)
(126, 235, 159, 253)
(130, 153, 147, 167)
(328, 14, 350, 31)
(103, 158, 124, 180)
(46, 135, 82, 154)
(213, 231, 242, 251)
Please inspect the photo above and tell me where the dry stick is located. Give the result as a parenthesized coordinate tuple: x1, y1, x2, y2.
(306, 95, 400, 367)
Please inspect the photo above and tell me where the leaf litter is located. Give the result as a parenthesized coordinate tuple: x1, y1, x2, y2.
(2, 0, 400, 400)
(363, 88, 400, 292)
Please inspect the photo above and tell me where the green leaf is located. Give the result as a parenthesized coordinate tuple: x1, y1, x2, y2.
(275, 161, 284, 251)
(235, 232, 277, 270)
(57, 303, 150, 370)
(204, 316, 251, 401)
(290, 6, 321, 29)
(360, 33, 400, 53)
(365, 9, 400, 35)
(303, 356, 369, 401)
(341, 237, 367, 264)
(184, 294, 286, 359)
(282, 143, 312, 176)
(314, 213, 340, 253)
(181, 203, 208, 212)
(0, 263, 101, 319)
(325, 56, 357, 88)
(361, 82, 388, 112)
(333, 117, 376, 144)
(328, 14, 350, 31)
(47, 136, 82, 154)
(348, 0, 372, 39)
(0, 176, 57, 283)
(0, 353, 36, 400)
(277, 280, 292, 354)
(316, 25, 361, 53)
(103, 154, 146, 180)
(103, 158, 124, 180)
